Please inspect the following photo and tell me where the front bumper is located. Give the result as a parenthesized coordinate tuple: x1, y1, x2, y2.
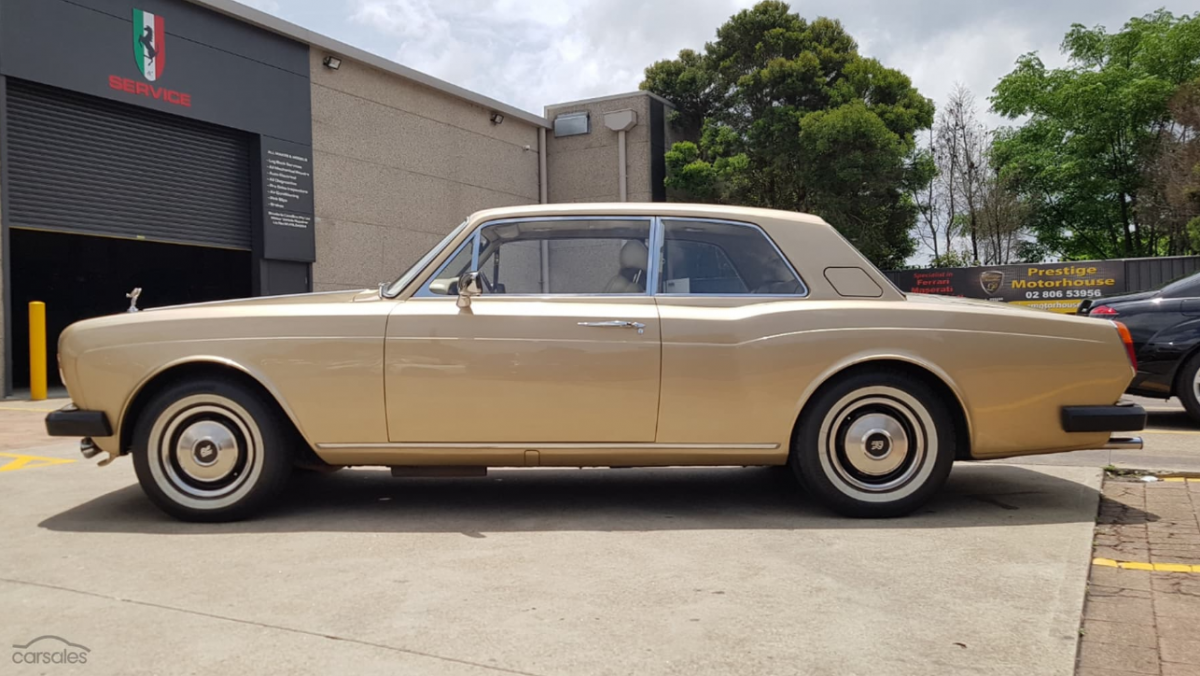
(45, 405, 112, 438)
(1061, 404, 1146, 433)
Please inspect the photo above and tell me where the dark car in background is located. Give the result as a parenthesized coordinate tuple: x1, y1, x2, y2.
(1080, 272, 1200, 423)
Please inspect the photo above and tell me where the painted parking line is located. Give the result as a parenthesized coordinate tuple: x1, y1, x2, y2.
(1093, 558, 1200, 573)
(0, 452, 75, 473)
(0, 406, 57, 413)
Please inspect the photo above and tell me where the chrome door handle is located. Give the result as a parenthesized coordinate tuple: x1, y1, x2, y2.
(578, 320, 646, 334)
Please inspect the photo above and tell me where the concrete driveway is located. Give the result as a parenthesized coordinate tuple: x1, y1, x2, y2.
(0, 405, 1106, 676)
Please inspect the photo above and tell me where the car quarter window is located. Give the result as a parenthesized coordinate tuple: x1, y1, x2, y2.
(418, 218, 653, 296)
(658, 219, 805, 295)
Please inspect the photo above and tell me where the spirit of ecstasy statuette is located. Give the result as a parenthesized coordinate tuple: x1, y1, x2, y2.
(126, 287, 142, 313)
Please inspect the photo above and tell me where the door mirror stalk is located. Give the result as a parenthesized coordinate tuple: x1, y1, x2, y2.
(457, 271, 482, 309)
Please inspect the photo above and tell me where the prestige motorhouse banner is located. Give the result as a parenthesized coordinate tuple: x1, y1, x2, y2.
(889, 261, 1125, 313)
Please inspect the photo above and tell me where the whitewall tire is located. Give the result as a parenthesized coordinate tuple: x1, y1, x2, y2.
(132, 378, 293, 522)
(791, 370, 956, 517)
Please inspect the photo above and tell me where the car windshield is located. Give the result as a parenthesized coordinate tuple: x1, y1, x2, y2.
(382, 220, 470, 297)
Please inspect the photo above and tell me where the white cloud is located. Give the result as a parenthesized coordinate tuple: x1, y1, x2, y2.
(348, 0, 752, 113)
(271, 0, 1179, 121)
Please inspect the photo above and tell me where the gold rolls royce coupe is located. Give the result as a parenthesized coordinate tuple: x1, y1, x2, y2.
(46, 203, 1146, 521)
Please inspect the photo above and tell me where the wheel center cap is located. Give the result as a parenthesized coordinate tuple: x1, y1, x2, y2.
(193, 439, 220, 466)
(863, 431, 892, 459)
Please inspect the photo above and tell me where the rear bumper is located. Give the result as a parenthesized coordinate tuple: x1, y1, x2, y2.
(45, 405, 112, 438)
(1061, 404, 1147, 433)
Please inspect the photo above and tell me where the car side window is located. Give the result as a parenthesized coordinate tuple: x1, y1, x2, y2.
(658, 219, 805, 295)
(419, 218, 653, 296)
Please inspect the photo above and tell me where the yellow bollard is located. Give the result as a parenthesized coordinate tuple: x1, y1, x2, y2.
(29, 301, 47, 401)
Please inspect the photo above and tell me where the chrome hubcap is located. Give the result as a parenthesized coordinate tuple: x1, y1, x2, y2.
(175, 420, 240, 483)
(843, 415, 909, 476)
(149, 397, 263, 506)
(818, 387, 935, 497)
(1193, 369, 1200, 405)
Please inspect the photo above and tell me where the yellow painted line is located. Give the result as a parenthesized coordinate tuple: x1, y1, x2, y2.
(0, 406, 57, 413)
(1093, 558, 1200, 573)
(0, 452, 75, 472)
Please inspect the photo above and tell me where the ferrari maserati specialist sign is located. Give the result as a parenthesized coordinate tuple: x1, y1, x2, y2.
(890, 261, 1126, 313)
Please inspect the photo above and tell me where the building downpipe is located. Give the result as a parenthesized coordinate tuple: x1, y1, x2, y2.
(538, 127, 550, 292)
(603, 110, 637, 202)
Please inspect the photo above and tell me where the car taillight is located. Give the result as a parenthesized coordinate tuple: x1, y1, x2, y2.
(1113, 321, 1137, 372)
(1090, 305, 1118, 317)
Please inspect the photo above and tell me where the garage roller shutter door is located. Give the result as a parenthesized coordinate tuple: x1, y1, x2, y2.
(5, 79, 252, 250)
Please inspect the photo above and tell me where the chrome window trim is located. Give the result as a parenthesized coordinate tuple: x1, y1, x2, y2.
(654, 216, 809, 298)
(417, 215, 658, 299)
(413, 233, 479, 298)
(381, 219, 471, 298)
(404, 214, 809, 301)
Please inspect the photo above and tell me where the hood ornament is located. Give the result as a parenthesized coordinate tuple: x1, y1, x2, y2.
(126, 287, 142, 313)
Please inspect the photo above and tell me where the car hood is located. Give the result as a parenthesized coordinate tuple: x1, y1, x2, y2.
(137, 289, 374, 312)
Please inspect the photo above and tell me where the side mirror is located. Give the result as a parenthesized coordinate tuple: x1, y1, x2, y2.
(457, 271, 482, 309)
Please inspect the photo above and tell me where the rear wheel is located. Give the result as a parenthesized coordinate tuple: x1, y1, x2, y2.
(1176, 352, 1200, 424)
(132, 378, 293, 522)
(791, 370, 956, 518)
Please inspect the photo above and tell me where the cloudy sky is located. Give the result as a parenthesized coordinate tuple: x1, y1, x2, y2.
(241, 0, 1177, 125)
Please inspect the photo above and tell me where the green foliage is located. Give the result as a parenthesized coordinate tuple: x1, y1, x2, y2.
(930, 250, 974, 268)
(991, 10, 1200, 260)
(641, 1, 934, 269)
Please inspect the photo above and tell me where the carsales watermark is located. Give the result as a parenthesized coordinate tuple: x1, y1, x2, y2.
(11, 636, 90, 665)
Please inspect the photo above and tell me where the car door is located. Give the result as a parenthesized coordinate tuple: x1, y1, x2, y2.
(384, 216, 661, 447)
(651, 217, 809, 450)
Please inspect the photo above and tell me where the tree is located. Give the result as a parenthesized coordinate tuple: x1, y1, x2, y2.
(991, 10, 1200, 260)
(915, 85, 1031, 266)
(1142, 79, 1200, 254)
(640, 1, 934, 269)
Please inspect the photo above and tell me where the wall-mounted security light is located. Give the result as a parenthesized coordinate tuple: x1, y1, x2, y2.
(322, 55, 342, 70)
(490, 112, 505, 125)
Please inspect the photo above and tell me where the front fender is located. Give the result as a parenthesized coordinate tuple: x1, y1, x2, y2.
(112, 355, 315, 457)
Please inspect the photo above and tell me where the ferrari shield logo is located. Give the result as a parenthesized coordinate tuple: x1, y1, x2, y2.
(980, 270, 1004, 295)
(133, 9, 165, 82)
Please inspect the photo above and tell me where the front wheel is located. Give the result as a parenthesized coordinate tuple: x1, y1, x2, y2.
(790, 370, 956, 518)
(132, 378, 293, 522)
